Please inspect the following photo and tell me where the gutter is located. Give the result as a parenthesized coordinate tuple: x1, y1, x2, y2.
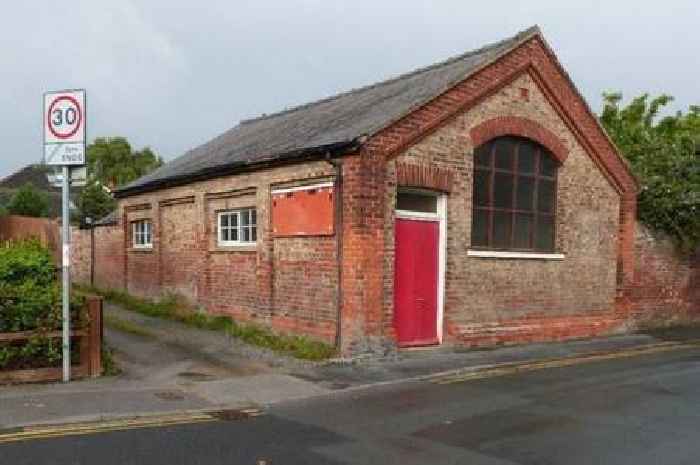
(114, 140, 361, 199)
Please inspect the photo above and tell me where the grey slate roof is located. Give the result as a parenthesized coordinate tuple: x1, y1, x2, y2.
(116, 26, 540, 197)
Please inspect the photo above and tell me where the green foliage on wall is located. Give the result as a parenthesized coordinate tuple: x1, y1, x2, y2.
(600, 93, 700, 251)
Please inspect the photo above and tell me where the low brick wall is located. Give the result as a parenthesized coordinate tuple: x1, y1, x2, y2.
(71, 225, 126, 290)
(625, 224, 700, 325)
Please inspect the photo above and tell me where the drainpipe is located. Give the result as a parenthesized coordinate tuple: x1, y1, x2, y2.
(90, 223, 95, 287)
(326, 154, 344, 350)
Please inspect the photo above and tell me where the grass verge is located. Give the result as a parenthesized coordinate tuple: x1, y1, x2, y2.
(104, 314, 154, 338)
(77, 285, 336, 361)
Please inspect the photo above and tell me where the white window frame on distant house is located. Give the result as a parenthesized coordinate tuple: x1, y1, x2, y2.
(132, 219, 152, 249)
(218, 208, 257, 247)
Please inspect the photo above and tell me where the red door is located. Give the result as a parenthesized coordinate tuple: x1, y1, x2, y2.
(394, 218, 439, 347)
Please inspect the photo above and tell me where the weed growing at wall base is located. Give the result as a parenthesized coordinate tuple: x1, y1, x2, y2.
(77, 286, 336, 361)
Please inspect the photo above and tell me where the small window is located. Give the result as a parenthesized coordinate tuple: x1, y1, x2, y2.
(396, 191, 438, 214)
(471, 136, 559, 252)
(132, 220, 152, 249)
(218, 208, 257, 246)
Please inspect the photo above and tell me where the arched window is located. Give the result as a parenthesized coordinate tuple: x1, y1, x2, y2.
(471, 136, 558, 252)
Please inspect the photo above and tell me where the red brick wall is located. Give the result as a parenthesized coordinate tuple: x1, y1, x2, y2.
(356, 35, 640, 349)
(378, 73, 623, 348)
(336, 152, 391, 353)
(71, 224, 125, 290)
(70, 226, 91, 284)
(160, 200, 199, 300)
(625, 223, 699, 324)
(94, 225, 125, 290)
(70, 162, 340, 345)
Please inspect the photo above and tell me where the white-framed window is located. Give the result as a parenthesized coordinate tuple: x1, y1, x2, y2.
(132, 219, 152, 249)
(218, 208, 257, 246)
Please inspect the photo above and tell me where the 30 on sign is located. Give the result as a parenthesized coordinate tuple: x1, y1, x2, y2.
(44, 90, 85, 145)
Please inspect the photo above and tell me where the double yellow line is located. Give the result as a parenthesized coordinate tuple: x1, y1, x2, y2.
(431, 340, 700, 385)
(0, 408, 263, 444)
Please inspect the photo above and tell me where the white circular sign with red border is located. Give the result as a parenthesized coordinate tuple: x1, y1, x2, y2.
(44, 90, 86, 165)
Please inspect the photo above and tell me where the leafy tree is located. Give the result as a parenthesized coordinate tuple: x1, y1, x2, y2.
(600, 93, 700, 251)
(86, 137, 163, 189)
(76, 137, 162, 222)
(76, 181, 115, 223)
(7, 184, 50, 218)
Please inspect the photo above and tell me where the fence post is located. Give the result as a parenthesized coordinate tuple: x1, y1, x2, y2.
(86, 296, 103, 377)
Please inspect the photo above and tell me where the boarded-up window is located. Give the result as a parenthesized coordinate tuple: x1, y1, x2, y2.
(271, 183, 334, 236)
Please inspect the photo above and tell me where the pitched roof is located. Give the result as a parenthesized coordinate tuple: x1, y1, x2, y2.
(116, 26, 541, 197)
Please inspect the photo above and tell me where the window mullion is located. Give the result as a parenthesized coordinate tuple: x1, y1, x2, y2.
(510, 142, 518, 249)
(487, 142, 496, 247)
(236, 211, 242, 243)
(532, 148, 541, 250)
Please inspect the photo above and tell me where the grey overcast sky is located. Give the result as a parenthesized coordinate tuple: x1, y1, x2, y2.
(1, 1, 698, 178)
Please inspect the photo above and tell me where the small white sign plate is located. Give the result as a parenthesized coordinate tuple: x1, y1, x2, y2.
(48, 166, 88, 188)
(44, 89, 86, 166)
(62, 244, 70, 267)
(45, 143, 85, 166)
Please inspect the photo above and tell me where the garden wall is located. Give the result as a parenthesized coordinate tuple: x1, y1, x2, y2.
(624, 223, 700, 325)
(71, 224, 125, 290)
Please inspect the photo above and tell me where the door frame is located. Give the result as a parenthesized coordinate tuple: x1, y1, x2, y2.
(395, 189, 447, 344)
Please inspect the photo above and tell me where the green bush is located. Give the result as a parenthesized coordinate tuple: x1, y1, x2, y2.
(7, 184, 50, 218)
(0, 239, 55, 287)
(0, 240, 83, 369)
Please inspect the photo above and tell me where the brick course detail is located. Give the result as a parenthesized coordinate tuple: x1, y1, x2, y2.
(469, 116, 569, 163)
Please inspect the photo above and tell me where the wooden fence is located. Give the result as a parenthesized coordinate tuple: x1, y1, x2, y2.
(0, 296, 103, 384)
(0, 215, 60, 261)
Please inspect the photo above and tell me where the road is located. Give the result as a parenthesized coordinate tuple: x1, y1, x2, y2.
(3, 346, 700, 465)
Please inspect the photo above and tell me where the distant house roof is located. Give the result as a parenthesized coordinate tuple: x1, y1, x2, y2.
(116, 26, 540, 197)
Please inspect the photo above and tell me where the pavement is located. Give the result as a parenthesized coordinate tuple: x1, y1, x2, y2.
(3, 341, 700, 464)
(1, 302, 699, 431)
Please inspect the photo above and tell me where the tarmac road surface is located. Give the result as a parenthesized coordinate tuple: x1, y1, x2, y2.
(2, 344, 700, 464)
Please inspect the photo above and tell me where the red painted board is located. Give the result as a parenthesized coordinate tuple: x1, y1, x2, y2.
(272, 186, 335, 237)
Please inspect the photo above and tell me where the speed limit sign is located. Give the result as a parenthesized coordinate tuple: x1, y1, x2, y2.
(44, 89, 86, 165)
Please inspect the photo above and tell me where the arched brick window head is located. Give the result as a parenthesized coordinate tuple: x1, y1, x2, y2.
(471, 136, 559, 252)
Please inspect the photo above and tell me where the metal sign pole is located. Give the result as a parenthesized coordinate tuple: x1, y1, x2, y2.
(62, 165, 71, 382)
(44, 89, 85, 383)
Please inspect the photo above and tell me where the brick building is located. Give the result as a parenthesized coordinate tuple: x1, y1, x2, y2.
(72, 27, 699, 354)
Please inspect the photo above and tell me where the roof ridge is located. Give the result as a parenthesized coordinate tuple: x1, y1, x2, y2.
(239, 25, 541, 126)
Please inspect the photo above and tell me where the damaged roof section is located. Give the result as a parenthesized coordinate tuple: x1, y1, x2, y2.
(116, 26, 541, 197)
